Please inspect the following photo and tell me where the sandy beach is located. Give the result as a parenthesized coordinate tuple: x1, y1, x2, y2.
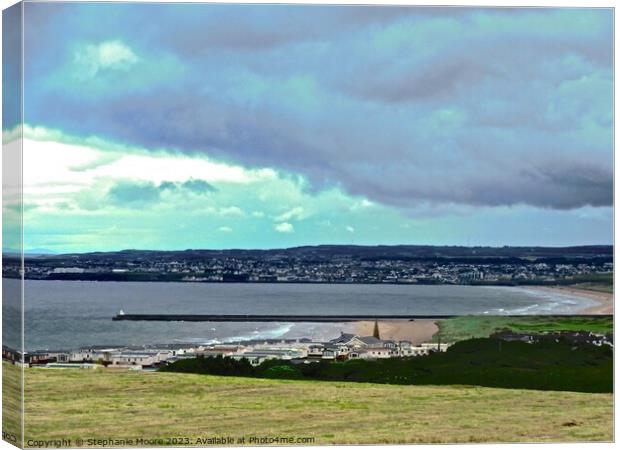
(527, 286, 613, 315)
(353, 319, 438, 344)
(348, 286, 612, 343)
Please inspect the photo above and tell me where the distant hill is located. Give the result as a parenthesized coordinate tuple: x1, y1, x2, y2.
(17, 244, 612, 263)
(3, 248, 58, 256)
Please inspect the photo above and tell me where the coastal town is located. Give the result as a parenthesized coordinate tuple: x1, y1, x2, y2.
(3, 328, 451, 370)
(4, 327, 613, 371)
(5, 245, 613, 285)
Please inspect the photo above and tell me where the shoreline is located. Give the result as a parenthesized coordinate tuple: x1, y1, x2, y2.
(524, 285, 613, 315)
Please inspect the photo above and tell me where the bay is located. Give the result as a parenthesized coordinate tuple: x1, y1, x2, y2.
(2, 279, 595, 351)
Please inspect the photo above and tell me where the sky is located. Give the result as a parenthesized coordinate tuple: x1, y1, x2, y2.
(2, 4, 614, 252)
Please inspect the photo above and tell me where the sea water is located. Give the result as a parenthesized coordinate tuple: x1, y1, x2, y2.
(2, 279, 596, 350)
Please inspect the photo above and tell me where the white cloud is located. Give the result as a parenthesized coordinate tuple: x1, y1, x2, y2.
(346, 226, 355, 233)
(86, 153, 257, 185)
(218, 226, 233, 233)
(274, 222, 294, 233)
(274, 206, 307, 222)
(350, 199, 374, 211)
(251, 211, 266, 218)
(74, 40, 139, 79)
(21, 126, 278, 211)
(218, 206, 244, 217)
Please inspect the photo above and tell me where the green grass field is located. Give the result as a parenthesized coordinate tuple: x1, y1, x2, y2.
(2, 362, 22, 447)
(433, 315, 613, 343)
(15, 364, 612, 445)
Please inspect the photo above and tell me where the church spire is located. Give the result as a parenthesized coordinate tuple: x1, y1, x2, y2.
(373, 320, 381, 340)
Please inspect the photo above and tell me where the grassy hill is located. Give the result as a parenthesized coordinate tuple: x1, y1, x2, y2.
(17, 364, 612, 444)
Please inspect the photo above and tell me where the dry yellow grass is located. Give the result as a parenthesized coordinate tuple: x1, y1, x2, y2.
(13, 364, 613, 446)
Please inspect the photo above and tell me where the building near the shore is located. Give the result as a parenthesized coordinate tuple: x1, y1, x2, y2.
(312, 332, 451, 360)
(107, 350, 174, 367)
(356, 347, 394, 359)
(5, 330, 453, 369)
(491, 330, 613, 347)
(44, 363, 96, 370)
(198, 345, 242, 358)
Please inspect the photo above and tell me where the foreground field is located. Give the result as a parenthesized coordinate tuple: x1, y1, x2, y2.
(23, 365, 612, 445)
(2, 362, 22, 446)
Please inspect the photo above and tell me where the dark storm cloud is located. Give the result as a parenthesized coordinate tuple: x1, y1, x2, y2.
(24, 5, 613, 212)
(347, 58, 499, 102)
